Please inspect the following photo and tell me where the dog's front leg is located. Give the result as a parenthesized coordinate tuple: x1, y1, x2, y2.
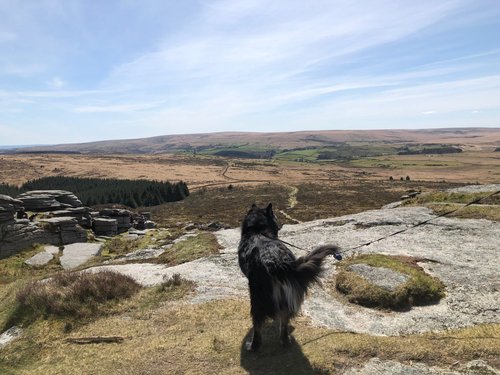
(246, 316, 263, 351)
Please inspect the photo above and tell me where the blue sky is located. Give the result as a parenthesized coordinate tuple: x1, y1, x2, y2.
(0, 0, 499, 145)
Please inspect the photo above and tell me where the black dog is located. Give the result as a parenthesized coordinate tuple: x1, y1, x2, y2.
(238, 203, 339, 351)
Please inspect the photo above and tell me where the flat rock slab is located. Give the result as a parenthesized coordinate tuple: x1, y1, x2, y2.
(122, 248, 165, 261)
(87, 245, 247, 304)
(40, 216, 78, 225)
(44, 245, 60, 254)
(24, 251, 54, 267)
(60, 243, 103, 270)
(344, 358, 499, 375)
(447, 184, 500, 193)
(0, 326, 22, 348)
(213, 206, 500, 335)
(347, 263, 409, 292)
(84, 206, 500, 336)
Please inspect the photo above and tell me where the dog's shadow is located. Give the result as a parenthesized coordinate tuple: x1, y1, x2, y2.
(240, 322, 325, 375)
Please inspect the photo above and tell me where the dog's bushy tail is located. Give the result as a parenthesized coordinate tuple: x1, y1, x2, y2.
(294, 245, 339, 289)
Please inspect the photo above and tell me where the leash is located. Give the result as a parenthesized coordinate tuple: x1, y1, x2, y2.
(264, 189, 499, 259)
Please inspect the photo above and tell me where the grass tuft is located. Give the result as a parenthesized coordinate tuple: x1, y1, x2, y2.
(155, 232, 221, 266)
(334, 254, 445, 310)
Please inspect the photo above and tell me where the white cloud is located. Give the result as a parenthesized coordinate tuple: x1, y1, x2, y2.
(46, 77, 67, 89)
(74, 102, 162, 113)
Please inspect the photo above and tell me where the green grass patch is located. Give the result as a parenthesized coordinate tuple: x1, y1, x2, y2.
(348, 156, 464, 169)
(155, 232, 221, 266)
(0, 244, 63, 285)
(334, 254, 445, 310)
(403, 191, 500, 221)
(405, 191, 500, 205)
(89, 228, 184, 265)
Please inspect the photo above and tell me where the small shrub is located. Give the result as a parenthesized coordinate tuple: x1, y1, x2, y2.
(156, 273, 183, 292)
(16, 270, 141, 321)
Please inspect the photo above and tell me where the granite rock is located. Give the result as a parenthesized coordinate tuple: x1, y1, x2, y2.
(59, 242, 103, 270)
(17, 190, 82, 211)
(347, 263, 410, 292)
(24, 250, 54, 267)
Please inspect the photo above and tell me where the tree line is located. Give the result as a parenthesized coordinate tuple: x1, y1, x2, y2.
(0, 176, 189, 208)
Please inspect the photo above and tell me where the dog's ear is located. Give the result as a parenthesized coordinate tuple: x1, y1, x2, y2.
(266, 203, 273, 216)
(251, 203, 257, 209)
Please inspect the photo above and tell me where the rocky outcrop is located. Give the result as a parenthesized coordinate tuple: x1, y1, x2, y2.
(17, 190, 82, 211)
(0, 189, 157, 258)
(0, 194, 22, 224)
(49, 207, 92, 228)
(39, 217, 87, 244)
(93, 218, 118, 236)
(1, 220, 57, 259)
(99, 209, 131, 233)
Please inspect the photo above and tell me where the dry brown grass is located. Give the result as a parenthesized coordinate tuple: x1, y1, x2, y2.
(1, 299, 498, 375)
(150, 184, 292, 228)
(1, 147, 498, 193)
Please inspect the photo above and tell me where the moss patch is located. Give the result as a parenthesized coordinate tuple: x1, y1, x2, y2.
(155, 232, 222, 266)
(334, 254, 445, 310)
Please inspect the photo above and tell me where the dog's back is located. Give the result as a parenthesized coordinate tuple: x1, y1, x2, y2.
(238, 203, 339, 351)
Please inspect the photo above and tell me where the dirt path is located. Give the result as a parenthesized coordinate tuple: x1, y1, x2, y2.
(278, 185, 302, 224)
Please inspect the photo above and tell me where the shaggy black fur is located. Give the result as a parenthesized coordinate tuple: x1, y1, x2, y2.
(238, 203, 339, 351)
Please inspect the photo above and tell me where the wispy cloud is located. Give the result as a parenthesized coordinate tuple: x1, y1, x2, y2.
(74, 102, 163, 113)
(46, 76, 66, 89)
(0, 0, 499, 144)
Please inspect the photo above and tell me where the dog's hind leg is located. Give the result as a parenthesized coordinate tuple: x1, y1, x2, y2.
(246, 314, 264, 351)
(279, 312, 291, 347)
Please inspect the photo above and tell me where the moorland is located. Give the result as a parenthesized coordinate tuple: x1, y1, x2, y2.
(0, 127, 499, 374)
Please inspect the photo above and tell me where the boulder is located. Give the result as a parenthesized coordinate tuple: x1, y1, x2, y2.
(24, 250, 54, 267)
(347, 264, 410, 292)
(17, 190, 82, 211)
(0, 326, 23, 349)
(144, 220, 156, 229)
